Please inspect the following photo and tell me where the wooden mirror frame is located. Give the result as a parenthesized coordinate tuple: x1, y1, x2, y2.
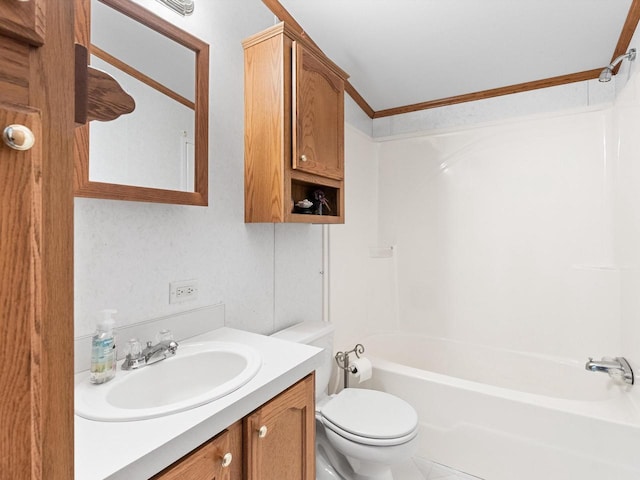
(74, 0, 209, 205)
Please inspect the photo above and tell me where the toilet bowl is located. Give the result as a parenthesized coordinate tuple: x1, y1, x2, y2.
(272, 321, 419, 480)
(318, 388, 418, 479)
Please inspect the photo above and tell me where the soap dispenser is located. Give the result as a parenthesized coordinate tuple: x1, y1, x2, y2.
(89, 309, 117, 384)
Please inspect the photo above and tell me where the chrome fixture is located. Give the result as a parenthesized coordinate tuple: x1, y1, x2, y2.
(599, 48, 637, 82)
(585, 356, 634, 385)
(335, 343, 365, 389)
(155, 0, 194, 16)
(121, 330, 179, 370)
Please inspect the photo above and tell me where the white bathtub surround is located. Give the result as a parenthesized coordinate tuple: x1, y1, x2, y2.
(411, 458, 481, 480)
(614, 60, 640, 409)
(334, 106, 621, 359)
(362, 333, 640, 480)
(330, 71, 640, 480)
(376, 107, 619, 359)
(388, 456, 481, 480)
(327, 20, 640, 480)
(329, 125, 389, 350)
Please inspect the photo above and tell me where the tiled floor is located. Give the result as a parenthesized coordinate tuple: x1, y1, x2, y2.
(391, 457, 483, 480)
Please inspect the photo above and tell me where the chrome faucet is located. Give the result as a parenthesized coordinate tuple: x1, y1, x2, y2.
(142, 339, 179, 365)
(585, 356, 634, 385)
(121, 330, 179, 370)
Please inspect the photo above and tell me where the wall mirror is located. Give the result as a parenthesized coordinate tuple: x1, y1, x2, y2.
(74, 0, 209, 205)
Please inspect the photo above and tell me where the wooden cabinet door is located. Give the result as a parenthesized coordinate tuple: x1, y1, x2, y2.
(152, 421, 242, 480)
(0, 0, 45, 45)
(0, 2, 75, 479)
(244, 374, 315, 480)
(292, 42, 344, 181)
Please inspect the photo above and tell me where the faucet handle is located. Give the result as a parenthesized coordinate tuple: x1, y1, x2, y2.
(125, 338, 143, 358)
(167, 340, 179, 355)
(156, 329, 174, 343)
(122, 338, 145, 370)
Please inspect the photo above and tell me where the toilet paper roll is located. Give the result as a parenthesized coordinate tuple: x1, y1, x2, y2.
(349, 357, 372, 383)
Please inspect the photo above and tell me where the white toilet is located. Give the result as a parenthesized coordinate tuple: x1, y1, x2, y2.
(272, 321, 419, 480)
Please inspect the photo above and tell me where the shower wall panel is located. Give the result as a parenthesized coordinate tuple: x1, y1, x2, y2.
(375, 108, 620, 359)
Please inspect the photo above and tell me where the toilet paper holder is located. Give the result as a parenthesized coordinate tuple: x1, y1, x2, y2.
(335, 344, 365, 389)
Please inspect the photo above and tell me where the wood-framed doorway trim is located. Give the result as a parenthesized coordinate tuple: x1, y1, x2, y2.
(0, 0, 75, 478)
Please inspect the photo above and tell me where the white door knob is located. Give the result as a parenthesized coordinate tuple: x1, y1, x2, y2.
(258, 425, 268, 438)
(3, 124, 35, 151)
(300, 154, 308, 162)
(221, 452, 232, 468)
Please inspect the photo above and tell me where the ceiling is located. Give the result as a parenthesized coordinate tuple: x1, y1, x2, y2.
(275, 0, 636, 116)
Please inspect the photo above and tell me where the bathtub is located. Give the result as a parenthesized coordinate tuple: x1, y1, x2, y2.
(359, 333, 640, 480)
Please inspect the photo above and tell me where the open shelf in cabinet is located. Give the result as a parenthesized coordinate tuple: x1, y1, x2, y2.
(287, 173, 343, 223)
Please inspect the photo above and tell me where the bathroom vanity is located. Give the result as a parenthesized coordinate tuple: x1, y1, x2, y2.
(74, 327, 322, 479)
(152, 375, 314, 479)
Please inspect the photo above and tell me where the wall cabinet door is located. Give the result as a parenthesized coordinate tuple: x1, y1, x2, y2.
(292, 42, 344, 182)
(152, 421, 241, 480)
(244, 374, 315, 480)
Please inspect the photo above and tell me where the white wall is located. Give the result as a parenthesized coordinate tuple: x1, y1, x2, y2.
(329, 124, 382, 350)
(376, 107, 620, 359)
(75, 1, 323, 337)
(332, 76, 632, 360)
(373, 79, 615, 137)
(614, 46, 640, 402)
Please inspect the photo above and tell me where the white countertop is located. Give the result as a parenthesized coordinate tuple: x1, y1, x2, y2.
(75, 327, 322, 480)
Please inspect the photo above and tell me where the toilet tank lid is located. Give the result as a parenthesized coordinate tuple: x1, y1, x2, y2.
(271, 321, 335, 344)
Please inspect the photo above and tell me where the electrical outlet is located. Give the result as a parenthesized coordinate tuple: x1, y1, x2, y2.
(170, 280, 198, 304)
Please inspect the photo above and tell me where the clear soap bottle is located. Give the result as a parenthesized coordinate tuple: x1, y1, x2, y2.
(89, 309, 117, 384)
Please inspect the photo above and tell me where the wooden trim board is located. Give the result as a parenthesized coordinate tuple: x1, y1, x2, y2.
(262, 0, 640, 119)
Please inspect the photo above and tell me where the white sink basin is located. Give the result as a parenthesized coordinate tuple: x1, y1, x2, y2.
(75, 341, 262, 421)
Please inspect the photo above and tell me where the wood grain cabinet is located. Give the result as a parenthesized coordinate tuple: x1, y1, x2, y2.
(151, 374, 315, 480)
(152, 421, 242, 480)
(243, 23, 348, 223)
(244, 373, 315, 479)
(0, 1, 75, 478)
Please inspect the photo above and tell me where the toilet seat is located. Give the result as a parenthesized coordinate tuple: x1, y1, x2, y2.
(320, 388, 418, 447)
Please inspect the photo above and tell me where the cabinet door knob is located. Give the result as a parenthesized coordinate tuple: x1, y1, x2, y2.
(3, 125, 35, 151)
(300, 154, 308, 162)
(258, 425, 268, 438)
(221, 452, 232, 468)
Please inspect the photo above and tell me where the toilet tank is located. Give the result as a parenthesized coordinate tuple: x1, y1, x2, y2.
(271, 321, 334, 398)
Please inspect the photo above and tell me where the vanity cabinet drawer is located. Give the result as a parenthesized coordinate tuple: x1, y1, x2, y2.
(151, 421, 241, 480)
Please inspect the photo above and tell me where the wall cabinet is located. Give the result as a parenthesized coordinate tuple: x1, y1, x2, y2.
(243, 23, 348, 223)
(152, 374, 315, 480)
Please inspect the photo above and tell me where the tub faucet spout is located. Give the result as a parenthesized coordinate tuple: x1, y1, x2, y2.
(585, 356, 634, 385)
